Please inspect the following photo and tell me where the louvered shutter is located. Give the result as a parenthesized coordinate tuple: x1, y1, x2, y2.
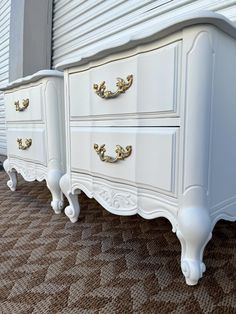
(52, 0, 236, 67)
(0, 0, 11, 155)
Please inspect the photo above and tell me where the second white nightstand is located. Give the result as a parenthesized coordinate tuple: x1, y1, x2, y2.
(2, 70, 65, 213)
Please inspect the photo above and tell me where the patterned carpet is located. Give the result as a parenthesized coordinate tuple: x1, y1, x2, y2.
(0, 169, 235, 314)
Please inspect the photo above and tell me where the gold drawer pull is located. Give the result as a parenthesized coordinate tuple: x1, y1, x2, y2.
(14, 99, 29, 111)
(17, 138, 32, 150)
(94, 144, 132, 163)
(93, 74, 133, 99)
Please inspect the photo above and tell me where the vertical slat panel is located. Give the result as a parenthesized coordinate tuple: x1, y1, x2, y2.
(52, 0, 236, 67)
(0, 0, 10, 155)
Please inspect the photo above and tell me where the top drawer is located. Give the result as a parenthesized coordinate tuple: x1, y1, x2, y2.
(5, 84, 43, 123)
(69, 41, 181, 121)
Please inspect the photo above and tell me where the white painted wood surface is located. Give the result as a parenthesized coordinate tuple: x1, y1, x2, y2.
(59, 14, 236, 285)
(7, 128, 47, 164)
(0, 0, 11, 155)
(70, 126, 178, 194)
(4, 84, 44, 123)
(52, 0, 236, 67)
(69, 40, 181, 118)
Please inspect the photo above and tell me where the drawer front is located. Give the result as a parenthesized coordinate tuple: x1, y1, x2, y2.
(70, 127, 178, 194)
(7, 128, 46, 165)
(69, 41, 181, 120)
(5, 84, 43, 122)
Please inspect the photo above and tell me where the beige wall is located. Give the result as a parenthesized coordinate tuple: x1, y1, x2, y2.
(9, 0, 53, 82)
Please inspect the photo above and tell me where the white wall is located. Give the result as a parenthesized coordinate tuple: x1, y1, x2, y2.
(0, 0, 11, 155)
(52, 0, 236, 67)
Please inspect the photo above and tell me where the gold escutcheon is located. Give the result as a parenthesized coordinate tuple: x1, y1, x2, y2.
(14, 99, 29, 111)
(17, 138, 32, 150)
(93, 74, 133, 99)
(94, 144, 132, 163)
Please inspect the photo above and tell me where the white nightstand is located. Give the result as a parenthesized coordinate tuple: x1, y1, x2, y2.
(59, 13, 236, 285)
(2, 70, 65, 213)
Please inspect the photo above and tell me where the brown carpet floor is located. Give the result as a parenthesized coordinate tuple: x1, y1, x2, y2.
(0, 169, 235, 314)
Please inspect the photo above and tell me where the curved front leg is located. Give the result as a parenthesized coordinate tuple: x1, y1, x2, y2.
(60, 174, 80, 223)
(47, 169, 64, 214)
(176, 206, 212, 285)
(3, 159, 17, 191)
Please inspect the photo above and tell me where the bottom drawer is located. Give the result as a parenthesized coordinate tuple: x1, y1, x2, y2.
(7, 127, 46, 165)
(70, 127, 179, 195)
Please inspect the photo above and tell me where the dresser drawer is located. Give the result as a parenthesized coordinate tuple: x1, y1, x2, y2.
(7, 127, 46, 165)
(5, 84, 43, 123)
(69, 41, 181, 120)
(70, 127, 178, 194)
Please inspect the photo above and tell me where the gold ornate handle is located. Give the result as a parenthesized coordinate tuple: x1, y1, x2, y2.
(17, 138, 32, 150)
(94, 144, 132, 163)
(14, 99, 29, 111)
(93, 74, 133, 99)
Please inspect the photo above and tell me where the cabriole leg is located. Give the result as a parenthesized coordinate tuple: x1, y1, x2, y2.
(60, 174, 80, 223)
(3, 159, 17, 191)
(176, 206, 212, 285)
(47, 169, 64, 214)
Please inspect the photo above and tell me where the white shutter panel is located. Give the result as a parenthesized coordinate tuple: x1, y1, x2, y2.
(0, 0, 11, 155)
(52, 0, 236, 67)
(52, 0, 173, 66)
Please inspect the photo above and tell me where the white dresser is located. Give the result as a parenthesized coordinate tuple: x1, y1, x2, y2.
(58, 12, 236, 285)
(1, 70, 65, 213)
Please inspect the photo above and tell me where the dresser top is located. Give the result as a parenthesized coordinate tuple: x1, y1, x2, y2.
(55, 11, 236, 71)
(0, 70, 63, 91)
